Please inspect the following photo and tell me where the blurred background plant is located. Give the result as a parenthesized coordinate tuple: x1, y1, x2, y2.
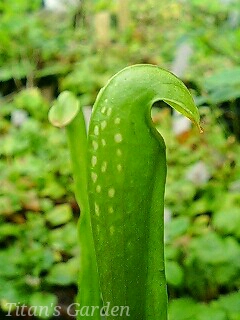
(0, 0, 240, 319)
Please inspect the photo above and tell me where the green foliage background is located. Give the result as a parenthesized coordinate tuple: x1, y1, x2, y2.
(0, 0, 240, 319)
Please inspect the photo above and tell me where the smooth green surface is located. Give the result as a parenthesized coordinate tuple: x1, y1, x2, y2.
(66, 111, 102, 319)
(1, 1, 240, 316)
(49, 92, 101, 319)
(48, 92, 80, 128)
(88, 65, 200, 319)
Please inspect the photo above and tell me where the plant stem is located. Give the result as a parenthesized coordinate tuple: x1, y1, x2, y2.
(66, 110, 101, 319)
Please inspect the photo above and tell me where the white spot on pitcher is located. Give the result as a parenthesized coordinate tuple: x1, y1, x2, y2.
(117, 164, 122, 172)
(101, 120, 107, 130)
(91, 172, 98, 183)
(108, 188, 115, 198)
(92, 140, 98, 151)
(114, 117, 121, 124)
(91, 156, 97, 167)
(110, 226, 115, 235)
(94, 125, 99, 136)
(101, 106, 106, 114)
(96, 185, 101, 193)
(117, 149, 122, 156)
(95, 203, 100, 216)
(101, 161, 107, 172)
(114, 133, 122, 143)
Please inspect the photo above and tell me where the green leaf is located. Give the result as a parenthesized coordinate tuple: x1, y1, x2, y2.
(46, 257, 79, 286)
(45, 204, 73, 226)
(205, 67, 240, 103)
(208, 87, 240, 104)
(48, 91, 80, 128)
(29, 292, 57, 319)
(0, 280, 30, 307)
(0, 247, 22, 278)
(14, 88, 49, 120)
(88, 64, 200, 319)
(213, 208, 240, 238)
(21, 242, 55, 276)
(168, 298, 199, 320)
(165, 245, 180, 260)
(41, 180, 66, 199)
(0, 60, 35, 81)
(196, 304, 227, 320)
(165, 216, 190, 241)
(49, 222, 78, 252)
(25, 212, 47, 241)
(165, 260, 184, 287)
(0, 223, 20, 241)
(205, 67, 240, 89)
(187, 232, 229, 264)
(216, 292, 240, 319)
(35, 63, 69, 78)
